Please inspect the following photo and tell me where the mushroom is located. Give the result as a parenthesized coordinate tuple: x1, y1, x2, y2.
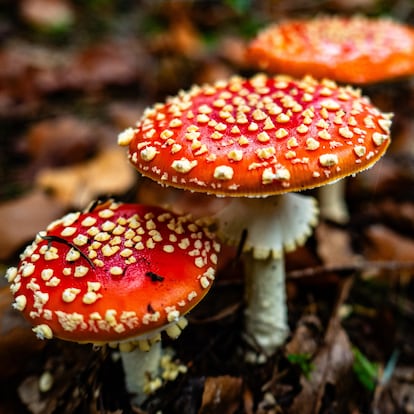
(118, 73, 392, 355)
(246, 15, 414, 85)
(246, 15, 413, 222)
(4, 199, 220, 403)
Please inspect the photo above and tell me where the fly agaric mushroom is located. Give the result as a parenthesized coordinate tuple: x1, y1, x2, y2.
(247, 15, 412, 222)
(247, 15, 414, 85)
(118, 73, 392, 355)
(5, 199, 220, 403)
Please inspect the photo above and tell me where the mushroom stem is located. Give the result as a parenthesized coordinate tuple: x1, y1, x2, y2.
(214, 193, 318, 356)
(120, 340, 162, 405)
(244, 252, 288, 354)
(318, 179, 349, 224)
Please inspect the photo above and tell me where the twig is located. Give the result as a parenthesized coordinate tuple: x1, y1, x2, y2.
(40, 234, 95, 269)
(287, 261, 414, 279)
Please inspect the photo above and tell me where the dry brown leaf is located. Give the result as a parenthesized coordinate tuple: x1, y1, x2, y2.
(316, 222, 360, 267)
(36, 146, 136, 208)
(33, 37, 149, 95)
(0, 43, 44, 116)
(198, 376, 242, 414)
(285, 314, 323, 358)
(20, 116, 101, 169)
(59, 40, 147, 92)
(288, 327, 354, 414)
(0, 189, 65, 260)
(364, 224, 414, 262)
(375, 199, 414, 228)
(288, 278, 355, 414)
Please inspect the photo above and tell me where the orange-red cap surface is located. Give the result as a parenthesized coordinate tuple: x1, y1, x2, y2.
(247, 16, 414, 84)
(6, 201, 220, 343)
(119, 74, 392, 197)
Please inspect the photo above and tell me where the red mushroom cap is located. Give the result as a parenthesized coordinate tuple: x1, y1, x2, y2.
(246, 16, 414, 84)
(5, 201, 220, 343)
(118, 74, 392, 197)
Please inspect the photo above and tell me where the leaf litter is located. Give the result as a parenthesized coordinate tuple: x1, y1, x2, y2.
(1, 1, 414, 413)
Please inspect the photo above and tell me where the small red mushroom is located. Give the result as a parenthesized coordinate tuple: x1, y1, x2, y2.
(5, 199, 220, 402)
(246, 15, 414, 84)
(118, 73, 392, 355)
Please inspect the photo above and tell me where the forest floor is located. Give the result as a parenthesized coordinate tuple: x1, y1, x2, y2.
(2, 1, 414, 413)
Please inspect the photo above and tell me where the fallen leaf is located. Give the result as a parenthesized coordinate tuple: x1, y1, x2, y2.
(373, 199, 414, 231)
(198, 376, 242, 414)
(0, 189, 65, 260)
(288, 327, 354, 414)
(288, 278, 355, 414)
(0, 43, 43, 116)
(55, 39, 148, 92)
(285, 314, 323, 358)
(20, 115, 102, 170)
(35, 146, 137, 208)
(364, 224, 414, 262)
(316, 222, 360, 267)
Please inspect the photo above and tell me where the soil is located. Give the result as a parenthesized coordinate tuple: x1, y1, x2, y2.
(1, 1, 414, 413)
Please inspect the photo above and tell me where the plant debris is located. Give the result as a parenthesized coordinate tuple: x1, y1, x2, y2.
(2, 1, 414, 413)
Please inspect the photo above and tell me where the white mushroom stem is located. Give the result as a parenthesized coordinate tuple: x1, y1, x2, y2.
(214, 193, 319, 356)
(118, 317, 188, 405)
(120, 340, 162, 405)
(244, 253, 288, 353)
(318, 179, 349, 224)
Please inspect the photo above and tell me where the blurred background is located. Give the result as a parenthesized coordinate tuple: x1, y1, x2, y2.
(1, 0, 414, 255)
(2, 1, 414, 413)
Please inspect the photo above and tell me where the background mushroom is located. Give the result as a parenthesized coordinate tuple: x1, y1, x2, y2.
(118, 73, 392, 356)
(246, 15, 414, 222)
(246, 15, 414, 85)
(5, 199, 220, 404)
